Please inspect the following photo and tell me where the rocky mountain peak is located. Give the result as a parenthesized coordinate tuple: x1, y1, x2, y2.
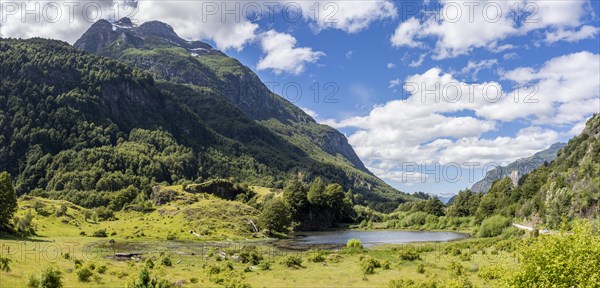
(114, 17, 134, 28)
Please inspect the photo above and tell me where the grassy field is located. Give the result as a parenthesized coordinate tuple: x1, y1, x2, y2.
(0, 190, 519, 288)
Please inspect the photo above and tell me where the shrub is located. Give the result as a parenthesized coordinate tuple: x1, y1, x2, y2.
(398, 247, 420, 261)
(128, 267, 173, 288)
(27, 275, 40, 288)
(97, 265, 107, 274)
(28, 266, 63, 288)
(94, 207, 115, 221)
(92, 229, 107, 238)
(478, 265, 506, 280)
(239, 248, 262, 265)
(161, 257, 172, 267)
(448, 261, 465, 277)
(145, 258, 155, 269)
(478, 215, 511, 238)
(0, 257, 11, 272)
(360, 256, 381, 275)
(509, 222, 600, 287)
(307, 251, 326, 263)
(326, 254, 342, 263)
(280, 255, 303, 268)
(190, 277, 198, 284)
(258, 261, 271, 270)
(76, 267, 93, 282)
(346, 238, 363, 249)
(417, 263, 425, 274)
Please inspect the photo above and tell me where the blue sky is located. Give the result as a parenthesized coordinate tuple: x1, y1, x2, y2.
(3, 0, 599, 196)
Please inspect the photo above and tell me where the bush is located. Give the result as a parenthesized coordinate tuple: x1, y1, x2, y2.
(478, 215, 511, 238)
(448, 261, 465, 277)
(145, 258, 155, 269)
(360, 256, 381, 275)
(417, 263, 425, 274)
(97, 265, 107, 274)
(92, 229, 107, 238)
(346, 238, 363, 249)
(398, 246, 420, 261)
(28, 266, 63, 288)
(478, 265, 506, 280)
(509, 222, 600, 287)
(161, 257, 172, 267)
(280, 255, 303, 268)
(27, 275, 40, 288)
(94, 207, 115, 221)
(258, 261, 271, 270)
(238, 248, 263, 265)
(307, 251, 326, 263)
(76, 267, 93, 282)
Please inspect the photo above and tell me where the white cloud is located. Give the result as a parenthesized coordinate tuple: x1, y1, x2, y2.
(0, 0, 124, 44)
(134, 0, 258, 51)
(545, 25, 599, 43)
(488, 51, 600, 124)
(288, 0, 397, 33)
(409, 54, 426, 68)
(390, 17, 424, 48)
(328, 51, 599, 184)
(390, 0, 595, 58)
(0, 0, 259, 50)
(387, 63, 396, 69)
(388, 78, 401, 89)
(301, 107, 319, 119)
(256, 30, 325, 75)
(346, 50, 353, 59)
(461, 59, 498, 80)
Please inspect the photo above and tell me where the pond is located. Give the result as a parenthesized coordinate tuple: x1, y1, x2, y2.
(275, 230, 468, 249)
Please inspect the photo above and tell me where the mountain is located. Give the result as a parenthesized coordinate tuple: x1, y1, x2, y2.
(470, 142, 566, 193)
(465, 114, 599, 227)
(0, 19, 410, 211)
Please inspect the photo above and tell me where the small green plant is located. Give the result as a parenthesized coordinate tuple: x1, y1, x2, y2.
(28, 266, 63, 288)
(258, 261, 272, 270)
(307, 251, 326, 263)
(0, 257, 11, 272)
(280, 255, 303, 268)
(161, 256, 172, 267)
(360, 256, 381, 275)
(92, 229, 108, 238)
(417, 263, 425, 274)
(145, 258, 155, 269)
(76, 267, 93, 282)
(190, 277, 198, 284)
(449, 261, 465, 277)
(398, 246, 421, 261)
(97, 265, 108, 274)
(346, 238, 363, 249)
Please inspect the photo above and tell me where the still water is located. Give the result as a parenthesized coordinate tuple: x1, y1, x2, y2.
(288, 230, 468, 247)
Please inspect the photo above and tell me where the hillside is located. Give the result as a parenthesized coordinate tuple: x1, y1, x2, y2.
(72, 18, 404, 206)
(469, 114, 600, 227)
(471, 142, 566, 193)
(0, 36, 410, 211)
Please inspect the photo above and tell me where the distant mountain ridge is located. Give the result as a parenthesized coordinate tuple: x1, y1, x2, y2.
(470, 142, 567, 193)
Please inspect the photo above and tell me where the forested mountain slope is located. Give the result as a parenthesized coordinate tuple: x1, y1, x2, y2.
(0, 36, 409, 210)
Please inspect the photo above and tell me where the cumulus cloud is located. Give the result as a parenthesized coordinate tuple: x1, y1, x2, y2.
(256, 30, 325, 75)
(288, 0, 397, 33)
(390, 0, 595, 59)
(328, 51, 599, 184)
